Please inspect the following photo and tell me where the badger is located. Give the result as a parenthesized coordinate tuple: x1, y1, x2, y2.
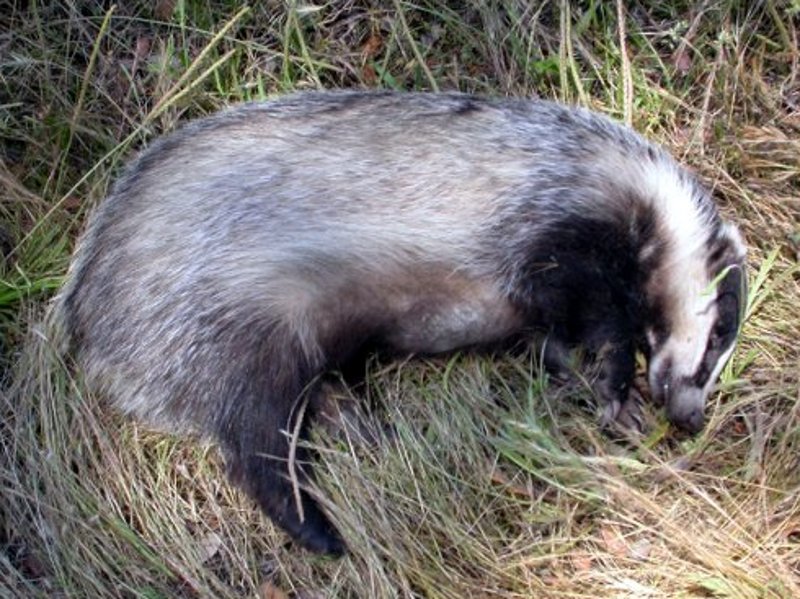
(54, 91, 747, 555)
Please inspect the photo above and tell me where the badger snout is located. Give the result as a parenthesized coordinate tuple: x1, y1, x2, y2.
(666, 391, 706, 434)
(650, 365, 706, 434)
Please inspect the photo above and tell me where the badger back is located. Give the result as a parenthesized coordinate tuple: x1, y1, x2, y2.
(54, 92, 538, 429)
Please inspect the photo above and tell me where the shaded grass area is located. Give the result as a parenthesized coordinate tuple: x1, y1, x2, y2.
(2, 1, 799, 597)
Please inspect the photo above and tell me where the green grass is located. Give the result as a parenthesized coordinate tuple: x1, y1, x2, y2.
(2, 1, 799, 597)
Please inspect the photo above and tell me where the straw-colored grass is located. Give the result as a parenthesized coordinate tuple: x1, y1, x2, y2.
(2, 2, 798, 597)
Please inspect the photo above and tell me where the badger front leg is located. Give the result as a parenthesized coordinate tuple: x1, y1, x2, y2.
(595, 339, 645, 433)
(544, 308, 644, 433)
(213, 328, 345, 555)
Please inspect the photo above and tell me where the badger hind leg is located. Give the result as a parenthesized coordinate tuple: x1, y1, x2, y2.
(213, 324, 345, 555)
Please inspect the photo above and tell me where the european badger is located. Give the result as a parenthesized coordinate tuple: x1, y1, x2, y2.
(55, 91, 747, 555)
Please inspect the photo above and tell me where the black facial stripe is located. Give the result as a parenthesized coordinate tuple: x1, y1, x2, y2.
(690, 308, 739, 390)
(691, 350, 714, 389)
(690, 339, 732, 389)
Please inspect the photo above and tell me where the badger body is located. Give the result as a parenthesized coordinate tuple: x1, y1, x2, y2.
(56, 91, 746, 554)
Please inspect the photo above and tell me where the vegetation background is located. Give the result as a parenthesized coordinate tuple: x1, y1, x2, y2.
(1, 1, 798, 597)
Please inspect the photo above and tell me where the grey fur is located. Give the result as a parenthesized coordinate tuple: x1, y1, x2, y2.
(54, 91, 746, 553)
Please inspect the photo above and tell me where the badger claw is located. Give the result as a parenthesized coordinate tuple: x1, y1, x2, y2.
(600, 398, 622, 428)
(615, 392, 646, 434)
(600, 389, 647, 435)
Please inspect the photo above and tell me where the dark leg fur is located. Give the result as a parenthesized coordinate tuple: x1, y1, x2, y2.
(595, 340, 642, 430)
(546, 311, 643, 432)
(585, 321, 644, 433)
(215, 328, 345, 555)
(537, 334, 573, 380)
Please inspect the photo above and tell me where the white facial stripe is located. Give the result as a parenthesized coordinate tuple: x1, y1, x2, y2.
(630, 157, 727, 380)
(600, 151, 717, 339)
(689, 294, 719, 372)
(641, 161, 709, 259)
(631, 157, 735, 398)
(654, 294, 717, 380)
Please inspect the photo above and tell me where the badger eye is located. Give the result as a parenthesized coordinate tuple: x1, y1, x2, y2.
(646, 325, 668, 350)
(708, 321, 732, 352)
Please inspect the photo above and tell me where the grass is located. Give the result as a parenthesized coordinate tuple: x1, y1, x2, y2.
(1, 1, 799, 597)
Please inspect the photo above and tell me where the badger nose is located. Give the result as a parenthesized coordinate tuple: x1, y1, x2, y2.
(665, 385, 707, 434)
(674, 408, 705, 434)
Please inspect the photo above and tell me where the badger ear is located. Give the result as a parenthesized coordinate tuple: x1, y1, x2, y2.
(722, 223, 747, 329)
(738, 265, 748, 329)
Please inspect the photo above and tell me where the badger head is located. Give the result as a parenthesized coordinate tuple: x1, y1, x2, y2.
(644, 221, 747, 433)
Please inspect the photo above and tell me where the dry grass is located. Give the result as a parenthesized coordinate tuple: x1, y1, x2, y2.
(1, 1, 799, 597)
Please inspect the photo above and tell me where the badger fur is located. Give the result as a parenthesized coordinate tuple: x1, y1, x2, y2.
(54, 91, 747, 555)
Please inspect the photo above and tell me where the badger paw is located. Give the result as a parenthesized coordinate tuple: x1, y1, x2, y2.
(278, 495, 346, 556)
